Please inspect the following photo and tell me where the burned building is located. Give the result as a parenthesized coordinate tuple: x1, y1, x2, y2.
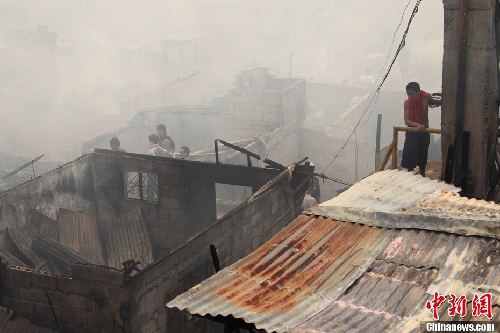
(0, 148, 311, 332)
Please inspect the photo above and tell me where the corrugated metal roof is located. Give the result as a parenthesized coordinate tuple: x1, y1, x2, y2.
(320, 169, 458, 212)
(27, 209, 58, 242)
(312, 170, 500, 239)
(7, 227, 52, 271)
(167, 170, 500, 332)
(32, 232, 91, 274)
(58, 208, 105, 265)
(104, 206, 153, 269)
(168, 216, 396, 332)
(0, 248, 28, 267)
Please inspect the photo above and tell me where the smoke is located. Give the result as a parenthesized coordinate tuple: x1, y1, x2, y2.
(0, 0, 443, 161)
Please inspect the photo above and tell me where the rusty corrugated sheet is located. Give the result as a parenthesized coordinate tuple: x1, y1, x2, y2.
(104, 206, 153, 269)
(58, 208, 105, 265)
(167, 171, 500, 332)
(291, 230, 499, 332)
(168, 215, 395, 332)
(169, 219, 500, 332)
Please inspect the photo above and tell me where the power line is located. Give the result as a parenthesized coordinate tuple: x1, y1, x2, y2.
(321, 0, 423, 175)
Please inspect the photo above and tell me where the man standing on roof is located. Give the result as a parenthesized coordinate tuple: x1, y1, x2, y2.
(156, 124, 175, 157)
(401, 82, 441, 177)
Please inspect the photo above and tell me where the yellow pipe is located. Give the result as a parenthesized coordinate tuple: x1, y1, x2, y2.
(391, 127, 442, 170)
(393, 126, 442, 134)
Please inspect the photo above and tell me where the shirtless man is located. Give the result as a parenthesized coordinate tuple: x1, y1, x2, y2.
(156, 124, 175, 156)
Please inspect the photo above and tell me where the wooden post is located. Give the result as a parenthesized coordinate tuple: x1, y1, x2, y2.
(375, 114, 382, 171)
(392, 127, 398, 169)
(378, 140, 394, 172)
(215, 140, 219, 165)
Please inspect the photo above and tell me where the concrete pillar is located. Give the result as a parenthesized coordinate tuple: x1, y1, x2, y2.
(441, 0, 498, 198)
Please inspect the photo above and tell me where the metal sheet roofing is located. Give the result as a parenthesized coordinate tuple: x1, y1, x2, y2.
(58, 208, 105, 265)
(167, 170, 500, 332)
(0, 248, 28, 267)
(104, 205, 153, 269)
(320, 169, 458, 212)
(27, 209, 58, 242)
(7, 227, 52, 271)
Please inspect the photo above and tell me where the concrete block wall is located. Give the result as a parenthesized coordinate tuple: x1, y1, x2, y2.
(92, 153, 196, 259)
(281, 78, 307, 130)
(232, 89, 282, 125)
(0, 263, 129, 332)
(261, 125, 301, 167)
(91, 152, 278, 260)
(128, 177, 293, 333)
(229, 76, 306, 167)
(164, 72, 202, 107)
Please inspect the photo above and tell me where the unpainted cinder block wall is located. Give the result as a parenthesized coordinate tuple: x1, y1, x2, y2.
(91, 151, 279, 259)
(128, 175, 294, 333)
(0, 263, 129, 332)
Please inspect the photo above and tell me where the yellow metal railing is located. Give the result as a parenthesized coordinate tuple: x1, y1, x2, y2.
(378, 126, 442, 172)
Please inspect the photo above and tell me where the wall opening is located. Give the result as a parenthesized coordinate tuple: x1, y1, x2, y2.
(124, 171, 159, 202)
(215, 183, 252, 219)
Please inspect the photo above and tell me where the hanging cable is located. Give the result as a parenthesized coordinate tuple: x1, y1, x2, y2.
(321, 0, 423, 175)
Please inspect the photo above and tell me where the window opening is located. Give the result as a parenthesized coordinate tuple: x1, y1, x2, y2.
(124, 171, 159, 202)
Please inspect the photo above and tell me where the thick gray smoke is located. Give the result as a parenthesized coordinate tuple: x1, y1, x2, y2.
(0, 0, 443, 162)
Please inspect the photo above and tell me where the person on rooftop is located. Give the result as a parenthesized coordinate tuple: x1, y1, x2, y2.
(148, 134, 167, 157)
(401, 82, 441, 177)
(156, 124, 175, 157)
(179, 146, 190, 160)
(109, 137, 127, 152)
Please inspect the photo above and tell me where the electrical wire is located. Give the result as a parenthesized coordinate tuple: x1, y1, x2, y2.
(357, 0, 414, 129)
(321, 0, 423, 176)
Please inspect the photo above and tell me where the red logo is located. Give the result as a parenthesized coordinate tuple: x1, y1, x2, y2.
(426, 292, 446, 320)
(426, 292, 493, 321)
(472, 293, 493, 320)
(447, 293, 467, 317)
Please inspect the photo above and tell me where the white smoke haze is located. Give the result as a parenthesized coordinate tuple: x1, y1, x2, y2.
(0, 0, 443, 162)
